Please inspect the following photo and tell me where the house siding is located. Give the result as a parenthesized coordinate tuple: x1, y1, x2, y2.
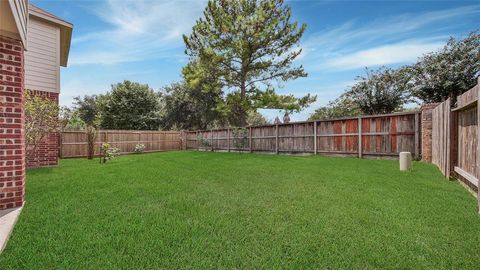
(24, 17, 60, 93)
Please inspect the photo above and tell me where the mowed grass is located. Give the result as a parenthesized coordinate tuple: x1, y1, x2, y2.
(1, 151, 479, 269)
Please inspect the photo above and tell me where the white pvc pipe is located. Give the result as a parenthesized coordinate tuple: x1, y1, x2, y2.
(399, 152, 412, 171)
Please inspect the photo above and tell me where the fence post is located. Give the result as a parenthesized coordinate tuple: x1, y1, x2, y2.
(249, 127, 253, 153)
(275, 124, 279, 154)
(477, 79, 480, 213)
(414, 113, 419, 159)
(211, 130, 214, 152)
(59, 132, 63, 158)
(227, 128, 230, 152)
(180, 131, 183, 150)
(314, 121, 317, 155)
(358, 117, 362, 158)
(196, 131, 199, 151)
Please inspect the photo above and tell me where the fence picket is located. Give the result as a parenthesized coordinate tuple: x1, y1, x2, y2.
(60, 130, 182, 158)
(184, 112, 419, 158)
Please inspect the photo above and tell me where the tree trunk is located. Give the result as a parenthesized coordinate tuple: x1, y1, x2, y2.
(230, 102, 247, 127)
(240, 81, 246, 99)
(236, 80, 247, 127)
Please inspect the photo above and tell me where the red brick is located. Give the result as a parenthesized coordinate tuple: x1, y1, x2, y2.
(0, 37, 24, 209)
(420, 103, 439, 163)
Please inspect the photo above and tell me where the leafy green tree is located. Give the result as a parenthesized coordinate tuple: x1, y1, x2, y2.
(183, 0, 315, 126)
(308, 94, 361, 120)
(409, 31, 480, 102)
(347, 67, 411, 115)
(73, 95, 105, 125)
(160, 82, 225, 130)
(247, 110, 269, 126)
(64, 114, 86, 130)
(101, 80, 161, 130)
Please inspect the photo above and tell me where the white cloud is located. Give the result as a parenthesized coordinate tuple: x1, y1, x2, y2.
(69, 0, 206, 66)
(304, 5, 479, 51)
(325, 40, 444, 70)
(300, 4, 480, 70)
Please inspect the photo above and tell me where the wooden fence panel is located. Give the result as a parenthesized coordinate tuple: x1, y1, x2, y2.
(251, 126, 276, 152)
(278, 122, 314, 152)
(457, 106, 477, 179)
(60, 130, 181, 158)
(431, 99, 452, 177)
(431, 80, 479, 193)
(360, 114, 417, 156)
(185, 112, 420, 158)
(452, 81, 479, 191)
(316, 119, 358, 155)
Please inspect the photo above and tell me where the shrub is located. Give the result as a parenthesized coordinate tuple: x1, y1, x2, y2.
(24, 91, 60, 161)
(232, 128, 248, 151)
(100, 143, 120, 163)
(134, 143, 146, 153)
(197, 133, 211, 148)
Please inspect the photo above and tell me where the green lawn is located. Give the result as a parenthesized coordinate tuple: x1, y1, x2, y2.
(1, 151, 479, 269)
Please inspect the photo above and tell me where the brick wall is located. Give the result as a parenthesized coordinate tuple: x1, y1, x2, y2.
(0, 37, 25, 209)
(420, 103, 439, 163)
(26, 90, 59, 168)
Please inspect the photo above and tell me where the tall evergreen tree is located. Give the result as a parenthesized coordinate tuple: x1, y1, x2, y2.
(183, 0, 315, 126)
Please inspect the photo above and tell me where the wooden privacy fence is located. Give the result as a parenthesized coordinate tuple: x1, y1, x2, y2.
(185, 112, 420, 158)
(431, 80, 479, 193)
(60, 130, 182, 158)
(431, 98, 455, 177)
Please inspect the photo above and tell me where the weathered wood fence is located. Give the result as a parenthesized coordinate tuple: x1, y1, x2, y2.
(60, 130, 182, 158)
(431, 98, 455, 177)
(185, 112, 420, 158)
(431, 80, 479, 207)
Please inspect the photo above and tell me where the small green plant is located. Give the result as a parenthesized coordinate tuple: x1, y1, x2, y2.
(99, 143, 120, 163)
(197, 133, 211, 148)
(232, 128, 248, 151)
(134, 143, 146, 153)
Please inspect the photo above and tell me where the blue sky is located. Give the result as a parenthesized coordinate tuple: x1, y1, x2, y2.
(32, 0, 479, 121)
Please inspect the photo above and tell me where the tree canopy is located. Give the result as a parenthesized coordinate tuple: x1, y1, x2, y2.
(309, 31, 479, 120)
(308, 94, 361, 121)
(409, 31, 479, 103)
(160, 82, 225, 130)
(348, 67, 411, 115)
(183, 0, 315, 126)
(101, 81, 161, 130)
(73, 95, 105, 126)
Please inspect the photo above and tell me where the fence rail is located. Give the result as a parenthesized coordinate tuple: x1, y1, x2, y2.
(60, 130, 182, 158)
(185, 112, 420, 158)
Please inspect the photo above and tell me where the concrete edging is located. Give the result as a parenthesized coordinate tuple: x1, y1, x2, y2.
(0, 206, 23, 254)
